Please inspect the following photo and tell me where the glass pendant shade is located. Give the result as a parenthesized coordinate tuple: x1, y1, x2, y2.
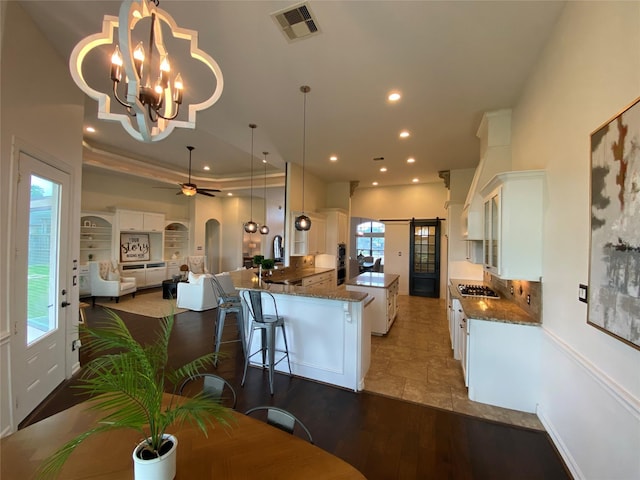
(244, 221, 258, 233)
(295, 214, 311, 231)
(259, 224, 270, 235)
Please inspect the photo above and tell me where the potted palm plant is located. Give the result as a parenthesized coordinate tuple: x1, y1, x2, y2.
(37, 310, 233, 480)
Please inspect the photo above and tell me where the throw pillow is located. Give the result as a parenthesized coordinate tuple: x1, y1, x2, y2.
(108, 270, 120, 281)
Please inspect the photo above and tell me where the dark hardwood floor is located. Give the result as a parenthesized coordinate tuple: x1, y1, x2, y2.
(21, 291, 571, 479)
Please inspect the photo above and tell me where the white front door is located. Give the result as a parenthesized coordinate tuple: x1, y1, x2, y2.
(12, 151, 71, 425)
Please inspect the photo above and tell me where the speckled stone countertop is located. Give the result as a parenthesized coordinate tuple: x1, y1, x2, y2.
(449, 279, 540, 326)
(346, 272, 400, 289)
(228, 268, 368, 303)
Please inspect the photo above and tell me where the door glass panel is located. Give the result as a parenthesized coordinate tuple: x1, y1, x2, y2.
(413, 225, 436, 273)
(491, 195, 499, 268)
(27, 175, 61, 345)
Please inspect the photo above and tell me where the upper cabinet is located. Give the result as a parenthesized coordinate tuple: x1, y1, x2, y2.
(323, 208, 348, 247)
(118, 209, 165, 232)
(463, 110, 513, 240)
(80, 213, 114, 263)
(480, 170, 545, 281)
(290, 211, 327, 256)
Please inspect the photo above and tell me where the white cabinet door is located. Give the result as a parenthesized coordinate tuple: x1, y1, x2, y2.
(119, 210, 144, 231)
(143, 213, 165, 232)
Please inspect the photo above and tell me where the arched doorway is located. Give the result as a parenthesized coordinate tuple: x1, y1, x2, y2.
(205, 219, 221, 274)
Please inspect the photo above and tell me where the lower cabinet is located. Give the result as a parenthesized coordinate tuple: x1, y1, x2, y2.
(346, 276, 399, 335)
(302, 270, 335, 288)
(466, 318, 540, 413)
(121, 262, 167, 288)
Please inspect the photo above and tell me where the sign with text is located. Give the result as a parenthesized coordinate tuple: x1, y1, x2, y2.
(120, 233, 150, 262)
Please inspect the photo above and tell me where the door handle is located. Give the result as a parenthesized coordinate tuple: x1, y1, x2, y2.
(61, 301, 71, 308)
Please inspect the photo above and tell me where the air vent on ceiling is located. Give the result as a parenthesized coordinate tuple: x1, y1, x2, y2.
(272, 2, 321, 42)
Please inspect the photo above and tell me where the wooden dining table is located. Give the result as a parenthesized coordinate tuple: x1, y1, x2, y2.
(1, 395, 365, 479)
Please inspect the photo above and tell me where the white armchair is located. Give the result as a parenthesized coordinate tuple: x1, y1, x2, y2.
(176, 272, 217, 311)
(90, 261, 137, 307)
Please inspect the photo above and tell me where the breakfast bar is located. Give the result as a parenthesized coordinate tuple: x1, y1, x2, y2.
(228, 269, 373, 392)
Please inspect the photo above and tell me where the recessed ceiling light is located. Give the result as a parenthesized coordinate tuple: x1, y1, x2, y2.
(412, 178, 419, 183)
(388, 91, 401, 102)
(372, 181, 378, 186)
(329, 155, 338, 162)
(407, 157, 415, 163)
(379, 167, 387, 172)
(227, 192, 233, 196)
(85, 126, 96, 133)
(399, 130, 410, 138)
(203, 166, 210, 171)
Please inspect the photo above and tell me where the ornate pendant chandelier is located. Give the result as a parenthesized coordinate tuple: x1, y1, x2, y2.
(295, 85, 312, 232)
(69, 0, 223, 142)
(259, 152, 270, 235)
(244, 124, 258, 234)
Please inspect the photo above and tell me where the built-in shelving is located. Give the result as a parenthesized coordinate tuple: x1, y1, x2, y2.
(80, 214, 113, 264)
(164, 221, 189, 261)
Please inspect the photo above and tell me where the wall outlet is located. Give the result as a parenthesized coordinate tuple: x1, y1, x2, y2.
(510, 286, 514, 295)
(526, 294, 531, 305)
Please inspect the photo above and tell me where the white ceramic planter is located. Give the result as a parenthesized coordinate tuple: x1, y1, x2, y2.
(132, 434, 177, 480)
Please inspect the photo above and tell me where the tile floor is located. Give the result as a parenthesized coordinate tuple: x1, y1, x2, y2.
(364, 294, 545, 430)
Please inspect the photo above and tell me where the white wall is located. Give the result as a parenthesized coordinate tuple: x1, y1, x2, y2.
(511, 2, 640, 478)
(351, 183, 448, 295)
(1, 1, 84, 435)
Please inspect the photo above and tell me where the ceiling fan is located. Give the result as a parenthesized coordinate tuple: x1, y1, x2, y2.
(171, 146, 221, 197)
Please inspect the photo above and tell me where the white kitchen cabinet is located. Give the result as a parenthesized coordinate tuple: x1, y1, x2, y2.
(346, 274, 399, 335)
(467, 318, 541, 413)
(480, 170, 544, 281)
(290, 212, 326, 255)
(323, 208, 348, 247)
(301, 270, 336, 288)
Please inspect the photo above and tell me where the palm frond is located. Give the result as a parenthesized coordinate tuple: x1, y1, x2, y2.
(39, 310, 233, 478)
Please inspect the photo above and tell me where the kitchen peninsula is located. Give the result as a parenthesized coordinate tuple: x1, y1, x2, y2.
(228, 268, 373, 392)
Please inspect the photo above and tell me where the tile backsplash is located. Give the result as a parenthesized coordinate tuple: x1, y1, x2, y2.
(484, 271, 542, 322)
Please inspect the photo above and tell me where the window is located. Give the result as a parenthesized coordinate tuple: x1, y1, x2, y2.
(356, 221, 385, 263)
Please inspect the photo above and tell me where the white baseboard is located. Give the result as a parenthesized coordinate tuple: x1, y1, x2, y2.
(537, 406, 584, 480)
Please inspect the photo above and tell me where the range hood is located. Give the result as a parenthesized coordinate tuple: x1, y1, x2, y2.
(462, 109, 513, 239)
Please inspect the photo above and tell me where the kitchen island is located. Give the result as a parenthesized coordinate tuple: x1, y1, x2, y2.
(346, 272, 400, 335)
(228, 269, 373, 391)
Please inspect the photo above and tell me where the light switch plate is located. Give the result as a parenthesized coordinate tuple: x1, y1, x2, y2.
(578, 284, 588, 303)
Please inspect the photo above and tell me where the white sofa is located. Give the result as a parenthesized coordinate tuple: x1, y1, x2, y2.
(176, 272, 217, 311)
(90, 261, 137, 307)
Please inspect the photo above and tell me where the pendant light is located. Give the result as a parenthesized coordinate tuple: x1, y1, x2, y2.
(243, 124, 258, 233)
(259, 152, 270, 235)
(295, 85, 312, 231)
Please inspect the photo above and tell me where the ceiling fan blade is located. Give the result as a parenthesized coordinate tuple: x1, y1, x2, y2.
(197, 188, 222, 192)
(176, 191, 184, 195)
(197, 190, 216, 197)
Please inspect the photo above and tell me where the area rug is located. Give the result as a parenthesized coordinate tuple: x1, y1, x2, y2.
(95, 291, 189, 318)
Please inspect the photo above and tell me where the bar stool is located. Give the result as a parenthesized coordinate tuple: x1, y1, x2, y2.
(210, 274, 246, 365)
(241, 289, 292, 395)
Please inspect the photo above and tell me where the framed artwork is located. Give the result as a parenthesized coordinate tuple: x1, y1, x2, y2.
(588, 97, 640, 350)
(120, 233, 150, 262)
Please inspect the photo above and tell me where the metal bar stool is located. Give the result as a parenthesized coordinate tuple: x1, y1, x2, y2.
(241, 289, 292, 395)
(210, 274, 246, 365)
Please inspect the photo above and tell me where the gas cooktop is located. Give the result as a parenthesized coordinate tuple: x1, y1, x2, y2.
(457, 284, 500, 298)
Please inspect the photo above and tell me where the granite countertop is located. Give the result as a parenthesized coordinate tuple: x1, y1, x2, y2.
(449, 278, 539, 326)
(228, 268, 368, 303)
(346, 272, 400, 289)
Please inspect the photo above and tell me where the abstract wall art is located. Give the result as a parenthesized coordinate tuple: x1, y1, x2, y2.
(589, 97, 640, 350)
